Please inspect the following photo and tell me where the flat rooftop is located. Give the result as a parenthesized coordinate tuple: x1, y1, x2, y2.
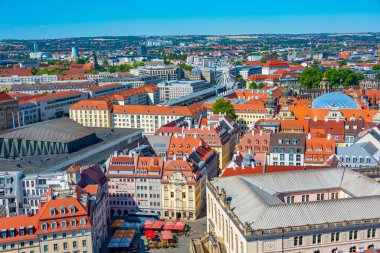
(0, 121, 143, 174)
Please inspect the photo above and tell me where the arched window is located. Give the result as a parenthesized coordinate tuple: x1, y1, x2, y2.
(61, 221, 67, 228)
(71, 219, 77, 227)
(50, 207, 55, 216)
(51, 222, 57, 229)
(70, 204, 75, 214)
(41, 223, 47, 230)
(80, 218, 86, 226)
(349, 247, 356, 253)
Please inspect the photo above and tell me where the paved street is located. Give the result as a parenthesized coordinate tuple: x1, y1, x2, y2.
(138, 217, 207, 253)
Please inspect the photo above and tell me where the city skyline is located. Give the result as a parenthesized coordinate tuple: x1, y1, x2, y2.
(1, 0, 380, 39)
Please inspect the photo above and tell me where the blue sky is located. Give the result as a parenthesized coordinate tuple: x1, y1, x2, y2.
(0, 0, 379, 39)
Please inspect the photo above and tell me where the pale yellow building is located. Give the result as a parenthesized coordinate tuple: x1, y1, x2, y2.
(161, 160, 203, 220)
(69, 100, 112, 127)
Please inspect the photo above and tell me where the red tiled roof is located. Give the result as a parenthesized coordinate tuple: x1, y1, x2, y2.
(0, 92, 13, 101)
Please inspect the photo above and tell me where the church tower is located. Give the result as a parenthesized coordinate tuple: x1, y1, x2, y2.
(319, 74, 330, 94)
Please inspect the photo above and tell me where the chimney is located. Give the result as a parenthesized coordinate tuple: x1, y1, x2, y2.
(260, 129, 263, 136)
(327, 134, 332, 140)
(313, 116, 317, 122)
(307, 132, 311, 140)
(242, 164, 245, 170)
(237, 150, 240, 156)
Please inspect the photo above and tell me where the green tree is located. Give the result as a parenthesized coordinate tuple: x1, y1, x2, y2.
(30, 67, 38, 75)
(325, 68, 364, 87)
(373, 65, 380, 71)
(375, 72, 380, 81)
(299, 67, 323, 88)
(248, 82, 258, 89)
(338, 60, 348, 67)
(76, 58, 87, 64)
(102, 59, 108, 66)
(212, 98, 236, 120)
(258, 83, 265, 89)
(178, 63, 193, 71)
(260, 57, 267, 63)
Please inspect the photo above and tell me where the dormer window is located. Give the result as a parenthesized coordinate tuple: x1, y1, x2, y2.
(71, 219, 77, 227)
(50, 207, 55, 216)
(51, 222, 57, 229)
(70, 205, 75, 214)
(9, 228, 15, 237)
(28, 226, 33, 235)
(61, 221, 67, 228)
(1, 230, 6, 238)
(60, 206, 65, 215)
(19, 227, 25, 236)
(80, 218, 86, 226)
(41, 223, 47, 230)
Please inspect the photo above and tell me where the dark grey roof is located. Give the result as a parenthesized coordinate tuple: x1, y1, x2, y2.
(211, 168, 380, 229)
(0, 118, 95, 143)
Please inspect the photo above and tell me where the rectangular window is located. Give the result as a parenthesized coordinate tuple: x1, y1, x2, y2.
(349, 230, 358, 240)
(367, 228, 376, 238)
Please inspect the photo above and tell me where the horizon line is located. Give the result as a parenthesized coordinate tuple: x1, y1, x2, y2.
(2, 31, 380, 41)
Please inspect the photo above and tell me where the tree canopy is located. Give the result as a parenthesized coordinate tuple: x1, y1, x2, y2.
(325, 68, 364, 87)
(299, 67, 323, 88)
(212, 98, 236, 120)
(299, 67, 364, 88)
(373, 65, 380, 71)
(107, 62, 144, 73)
(248, 82, 265, 89)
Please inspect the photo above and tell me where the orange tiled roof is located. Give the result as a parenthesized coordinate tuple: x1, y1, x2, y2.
(262, 60, 289, 68)
(20, 91, 82, 103)
(38, 198, 90, 230)
(0, 214, 38, 244)
(70, 100, 112, 110)
(113, 103, 204, 116)
(66, 165, 81, 172)
(84, 184, 99, 195)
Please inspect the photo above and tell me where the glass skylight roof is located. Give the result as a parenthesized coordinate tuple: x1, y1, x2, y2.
(312, 92, 359, 109)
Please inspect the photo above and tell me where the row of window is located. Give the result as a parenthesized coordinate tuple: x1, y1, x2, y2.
(41, 218, 86, 230)
(293, 229, 376, 247)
